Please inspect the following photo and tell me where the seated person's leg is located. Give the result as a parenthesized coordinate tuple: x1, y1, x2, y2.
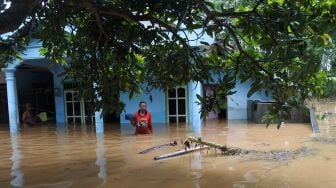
(24, 119, 36, 126)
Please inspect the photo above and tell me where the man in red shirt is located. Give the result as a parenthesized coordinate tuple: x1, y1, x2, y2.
(132, 101, 152, 135)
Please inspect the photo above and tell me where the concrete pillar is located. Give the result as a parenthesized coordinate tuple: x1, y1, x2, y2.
(95, 133, 107, 184)
(53, 74, 66, 123)
(94, 83, 104, 133)
(10, 133, 25, 187)
(47, 63, 66, 124)
(14, 77, 19, 125)
(188, 81, 203, 133)
(6, 69, 19, 133)
(95, 109, 104, 133)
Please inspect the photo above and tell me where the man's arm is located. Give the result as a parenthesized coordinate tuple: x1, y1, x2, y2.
(131, 112, 138, 126)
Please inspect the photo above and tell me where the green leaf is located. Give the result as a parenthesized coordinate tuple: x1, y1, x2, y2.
(200, 41, 210, 46)
(247, 83, 261, 98)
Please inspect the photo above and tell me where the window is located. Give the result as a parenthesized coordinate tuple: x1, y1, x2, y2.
(64, 90, 94, 124)
(167, 87, 187, 123)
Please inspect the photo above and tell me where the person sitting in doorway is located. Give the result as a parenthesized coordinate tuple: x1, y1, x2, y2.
(22, 103, 40, 126)
(133, 101, 153, 135)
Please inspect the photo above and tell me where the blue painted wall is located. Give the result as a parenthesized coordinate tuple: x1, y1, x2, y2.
(120, 87, 166, 124)
(50, 64, 66, 123)
(208, 72, 273, 120)
(120, 81, 203, 130)
(20, 39, 44, 60)
(227, 79, 273, 119)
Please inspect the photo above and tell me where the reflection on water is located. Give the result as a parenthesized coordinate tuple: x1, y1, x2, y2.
(95, 133, 107, 185)
(232, 170, 259, 188)
(10, 133, 24, 187)
(0, 109, 335, 188)
(190, 152, 203, 188)
(56, 124, 66, 144)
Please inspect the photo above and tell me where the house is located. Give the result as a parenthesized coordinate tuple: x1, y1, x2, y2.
(1, 33, 272, 133)
(0, 39, 103, 132)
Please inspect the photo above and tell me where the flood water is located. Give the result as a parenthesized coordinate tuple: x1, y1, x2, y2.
(0, 104, 336, 188)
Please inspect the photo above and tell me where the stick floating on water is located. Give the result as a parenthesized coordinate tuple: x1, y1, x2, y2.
(153, 146, 209, 160)
(139, 141, 177, 154)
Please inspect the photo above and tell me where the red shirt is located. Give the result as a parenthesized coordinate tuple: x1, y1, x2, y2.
(133, 111, 152, 135)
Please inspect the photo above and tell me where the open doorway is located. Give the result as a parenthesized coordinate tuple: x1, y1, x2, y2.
(0, 84, 9, 124)
(16, 64, 56, 123)
(204, 84, 227, 120)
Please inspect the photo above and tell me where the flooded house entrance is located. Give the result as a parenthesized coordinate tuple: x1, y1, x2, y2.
(0, 84, 9, 124)
(16, 64, 56, 123)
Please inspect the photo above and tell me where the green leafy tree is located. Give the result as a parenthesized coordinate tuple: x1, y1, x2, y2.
(1, 0, 335, 128)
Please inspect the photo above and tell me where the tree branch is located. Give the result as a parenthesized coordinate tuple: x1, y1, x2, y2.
(84, 1, 144, 23)
(194, 0, 275, 81)
(0, 0, 38, 34)
(84, 1, 108, 38)
(148, 16, 201, 69)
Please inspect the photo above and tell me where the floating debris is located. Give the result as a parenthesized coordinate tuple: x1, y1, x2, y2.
(187, 136, 316, 161)
(154, 146, 209, 160)
(187, 136, 245, 155)
(139, 140, 177, 154)
(245, 147, 315, 161)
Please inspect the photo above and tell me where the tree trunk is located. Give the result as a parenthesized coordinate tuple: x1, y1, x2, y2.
(0, 0, 38, 34)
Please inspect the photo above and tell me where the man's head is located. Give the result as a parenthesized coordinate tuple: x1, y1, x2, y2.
(139, 101, 147, 113)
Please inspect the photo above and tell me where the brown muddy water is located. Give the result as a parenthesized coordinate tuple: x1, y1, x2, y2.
(0, 112, 336, 188)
